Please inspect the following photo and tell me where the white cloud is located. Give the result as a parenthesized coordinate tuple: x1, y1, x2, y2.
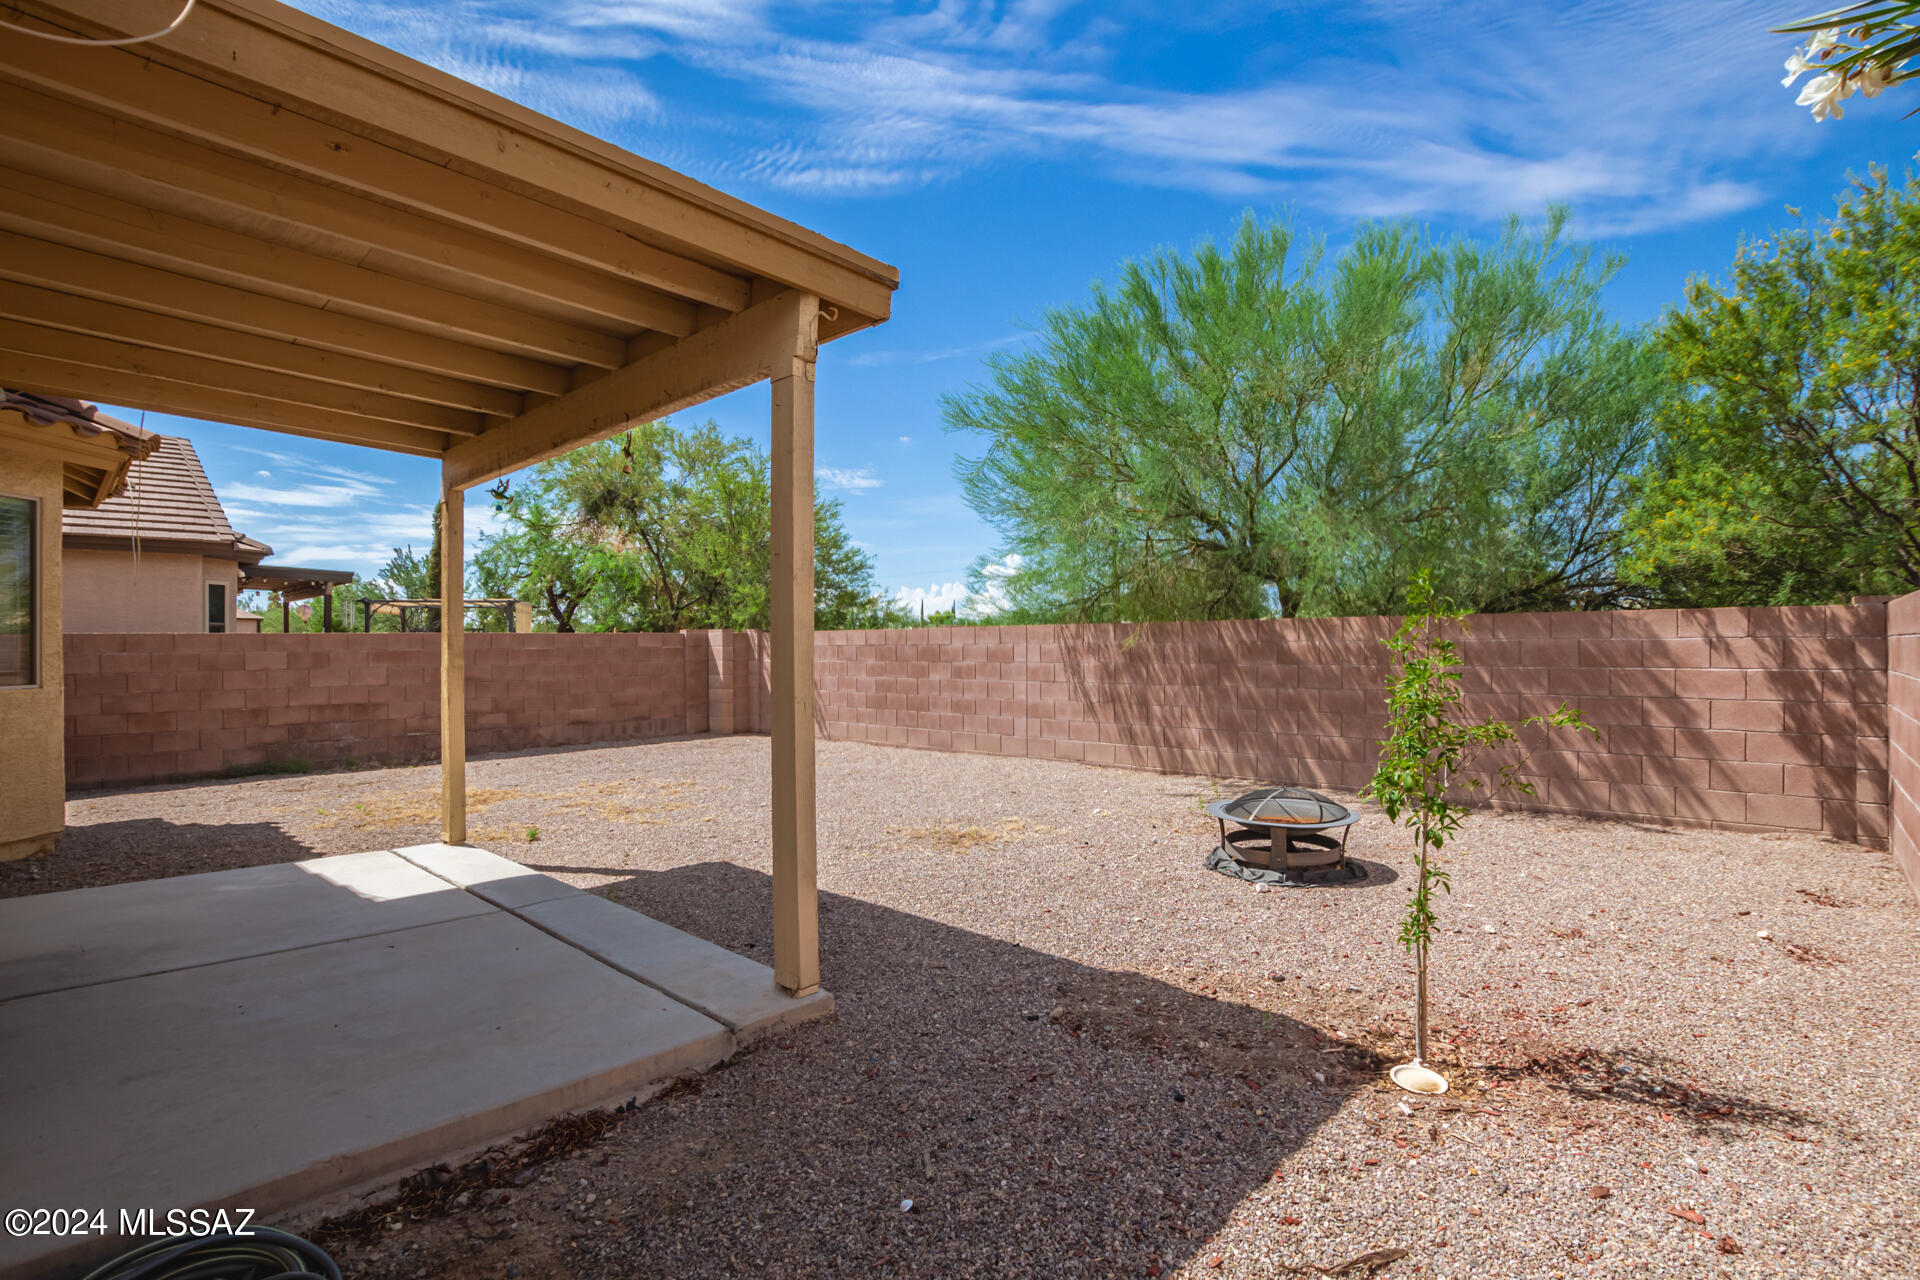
(892, 580, 970, 617)
(890, 553, 1022, 619)
(224, 481, 387, 508)
(302, 0, 1794, 247)
(817, 466, 883, 492)
(898, 436, 912, 445)
(965, 552, 1022, 617)
(848, 332, 1036, 368)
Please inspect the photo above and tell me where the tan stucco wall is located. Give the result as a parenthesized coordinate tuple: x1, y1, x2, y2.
(62, 548, 239, 633)
(0, 448, 65, 860)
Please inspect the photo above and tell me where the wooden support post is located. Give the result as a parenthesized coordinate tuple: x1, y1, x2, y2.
(439, 473, 467, 846)
(322, 590, 333, 633)
(769, 312, 820, 997)
(280, 594, 290, 633)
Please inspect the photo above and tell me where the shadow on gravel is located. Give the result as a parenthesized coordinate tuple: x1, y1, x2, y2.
(0, 819, 316, 900)
(463, 858, 1369, 1279)
(1483, 1045, 1821, 1138)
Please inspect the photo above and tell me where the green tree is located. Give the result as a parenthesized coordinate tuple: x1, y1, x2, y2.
(1619, 167, 1920, 606)
(1364, 572, 1592, 1092)
(426, 499, 443, 604)
(476, 420, 906, 632)
(471, 491, 606, 632)
(378, 544, 434, 600)
(944, 211, 1664, 623)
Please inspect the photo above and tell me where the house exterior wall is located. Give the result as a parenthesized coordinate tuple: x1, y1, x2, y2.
(61, 548, 239, 634)
(0, 450, 64, 860)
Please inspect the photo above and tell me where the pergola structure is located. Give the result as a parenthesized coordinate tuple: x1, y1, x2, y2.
(240, 561, 354, 630)
(0, 0, 897, 996)
(356, 596, 526, 633)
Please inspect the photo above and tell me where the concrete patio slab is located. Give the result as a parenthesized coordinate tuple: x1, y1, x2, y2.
(522, 892, 834, 1039)
(0, 848, 832, 1279)
(0, 852, 489, 1001)
(393, 841, 583, 909)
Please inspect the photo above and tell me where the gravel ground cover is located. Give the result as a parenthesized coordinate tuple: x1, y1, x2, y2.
(10, 737, 1919, 1279)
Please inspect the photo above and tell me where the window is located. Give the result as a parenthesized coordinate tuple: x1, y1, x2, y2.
(0, 494, 35, 687)
(207, 582, 227, 634)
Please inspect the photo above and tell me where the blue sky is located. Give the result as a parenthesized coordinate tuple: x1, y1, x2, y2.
(110, 1, 1920, 614)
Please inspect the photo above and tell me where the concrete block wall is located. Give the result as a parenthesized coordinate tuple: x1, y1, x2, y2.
(64, 631, 697, 788)
(1890, 591, 1920, 896)
(63, 601, 1909, 880)
(794, 602, 1892, 849)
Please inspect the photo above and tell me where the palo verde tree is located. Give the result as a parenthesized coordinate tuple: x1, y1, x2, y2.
(944, 210, 1665, 622)
(1619, 167, 1920, 606)
(1363, 572, 1592, 1093)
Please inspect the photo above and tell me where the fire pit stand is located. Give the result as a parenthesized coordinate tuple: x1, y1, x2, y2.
(1206, 786, 1363, 885)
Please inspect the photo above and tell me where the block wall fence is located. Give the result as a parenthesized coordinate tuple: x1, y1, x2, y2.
(1890, 593, 1920, 894)
(64, 597, 1917, 894)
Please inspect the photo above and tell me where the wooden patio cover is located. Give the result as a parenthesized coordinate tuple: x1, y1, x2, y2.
(0, 0, 899, 997)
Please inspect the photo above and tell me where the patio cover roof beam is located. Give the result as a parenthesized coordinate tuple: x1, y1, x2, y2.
(0, 87, 701, 336)
(1, 0, 895, 318)
(1, 238, 573, 395)
(0, 32, 753, 314)
(0, 351, 452, 458)
(0, 171, 633, 370)
(443, 289, 820, 491)
(0, 320, 487, 436)
(0, 281, 527, 418)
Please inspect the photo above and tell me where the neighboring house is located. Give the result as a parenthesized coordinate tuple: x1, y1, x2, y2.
(61, 434, 348, 633)
(0, 390, 156, 861)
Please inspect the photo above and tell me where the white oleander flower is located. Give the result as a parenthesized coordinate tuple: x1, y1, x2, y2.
(1806, 26, 1844, 58)
(1854, 62, 1896, 97)
(1797, 69, 1851, 120)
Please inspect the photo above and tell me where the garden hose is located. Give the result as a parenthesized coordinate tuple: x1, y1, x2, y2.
(77, 1227, 340, 1280)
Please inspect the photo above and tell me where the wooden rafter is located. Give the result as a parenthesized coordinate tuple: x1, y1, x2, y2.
(0, 82, 704, 335)
(0, 172, 630, 369)
(2, 237, 571, 395)
(0, 319, 486, 435)
(0, 280, 525, 418)
(0, 36, 755, 312)
(0, 350, 451, 457)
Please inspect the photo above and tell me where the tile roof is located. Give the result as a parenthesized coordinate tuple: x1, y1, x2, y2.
(0, 390, 155, 462)
(62, 436, 272, 560)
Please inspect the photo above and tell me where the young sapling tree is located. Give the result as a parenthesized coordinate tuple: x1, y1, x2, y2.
(1364, 572, 1594, 1093)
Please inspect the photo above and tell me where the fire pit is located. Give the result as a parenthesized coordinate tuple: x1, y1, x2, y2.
(1206, 786, 1362, 885)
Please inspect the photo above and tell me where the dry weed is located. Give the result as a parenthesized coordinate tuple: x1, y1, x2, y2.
(319, 787, 519, 830)
(539, 778, 701, 825)
(887, 816, 1063, 853)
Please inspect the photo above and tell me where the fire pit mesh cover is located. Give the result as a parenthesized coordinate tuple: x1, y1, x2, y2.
(1221, 786, 1350, 827)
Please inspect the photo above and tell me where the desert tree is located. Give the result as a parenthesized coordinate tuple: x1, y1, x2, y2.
(1365, 571, 1593, 1093)
(1619, 166, 1920, 606)
(945, 211, 1664, 623)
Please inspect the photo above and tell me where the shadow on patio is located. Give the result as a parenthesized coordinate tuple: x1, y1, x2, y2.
(0, 818, 318, 899)
(375, 856, 1381, 1278)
